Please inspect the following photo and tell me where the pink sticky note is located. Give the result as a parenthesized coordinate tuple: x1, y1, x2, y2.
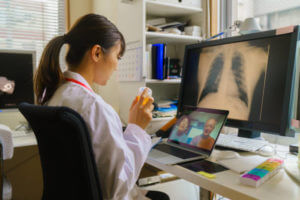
(276, 26, 294, 35)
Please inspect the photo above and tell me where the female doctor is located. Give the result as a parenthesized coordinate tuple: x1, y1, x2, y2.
(34, 14, 169, 200)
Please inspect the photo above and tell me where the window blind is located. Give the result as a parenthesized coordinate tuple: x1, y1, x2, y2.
(0, 0, 66, 67)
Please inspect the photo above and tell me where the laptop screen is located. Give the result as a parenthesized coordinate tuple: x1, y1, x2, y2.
(168, 107, 229, 155)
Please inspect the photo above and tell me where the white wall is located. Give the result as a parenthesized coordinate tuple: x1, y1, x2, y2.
(91, 0, 121, 114)
(93, 0, 118, 23)
(253, 0, 300, 16)
(69, 0, 92, 25)
(68, 0, 121, 113)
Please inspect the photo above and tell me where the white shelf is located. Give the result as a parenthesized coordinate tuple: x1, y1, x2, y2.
(146, 78, 181, 84)
(146, 31, 202, 44)
(146, 0, 202, 17)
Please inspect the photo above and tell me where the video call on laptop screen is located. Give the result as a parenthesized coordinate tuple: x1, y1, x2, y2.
(168, 107, 228, 155)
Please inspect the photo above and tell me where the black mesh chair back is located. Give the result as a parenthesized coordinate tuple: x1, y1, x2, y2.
(18, 103, 102, 200)
(0, 144, 3, 200)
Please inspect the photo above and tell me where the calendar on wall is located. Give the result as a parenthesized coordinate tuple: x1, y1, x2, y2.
(118, 41, 143, 82)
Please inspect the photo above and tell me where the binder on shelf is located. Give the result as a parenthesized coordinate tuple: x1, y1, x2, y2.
(152, 43, 165, 80)
(156, 43, 164, 80)
(146, 44, 152, 79)
(151, 44, 157, 79)
(163, 44, 167, 79)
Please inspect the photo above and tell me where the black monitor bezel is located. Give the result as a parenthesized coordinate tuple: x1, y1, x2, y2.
(178, 26, 300, 136)
(0, 49, 36, 111)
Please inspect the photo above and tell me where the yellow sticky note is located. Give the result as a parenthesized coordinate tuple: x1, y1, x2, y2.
(197, 171, 216, 179)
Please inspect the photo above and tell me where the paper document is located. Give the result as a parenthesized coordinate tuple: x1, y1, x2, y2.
(217, 155, 268, 174)
(151, 137, 162, 148)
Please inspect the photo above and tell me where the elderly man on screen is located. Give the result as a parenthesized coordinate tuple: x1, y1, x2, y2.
(190, 118, 217, 150)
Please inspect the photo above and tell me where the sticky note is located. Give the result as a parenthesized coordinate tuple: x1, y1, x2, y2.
(198, 171, 216, 179)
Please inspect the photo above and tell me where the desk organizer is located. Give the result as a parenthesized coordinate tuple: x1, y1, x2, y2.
(240, 158, 284, 187)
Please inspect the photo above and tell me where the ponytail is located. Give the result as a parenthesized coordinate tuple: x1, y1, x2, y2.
(34, 14, 125, 105)
(34, 35, 65, 105)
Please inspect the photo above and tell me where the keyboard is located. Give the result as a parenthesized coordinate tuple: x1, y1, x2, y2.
(154, 144, 200, 159)
(12, 130, 29, 137)
(216, 134, 268, 152)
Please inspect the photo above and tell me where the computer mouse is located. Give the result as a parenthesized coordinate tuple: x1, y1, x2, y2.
(215, 150, 240, 160)
(257, 145, 274, 156)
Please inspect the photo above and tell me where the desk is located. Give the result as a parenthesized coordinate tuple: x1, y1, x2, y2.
(6, 134, 41, 200)
(11, 135, 300, 199)
(13, 133, 37, 148)
(146, 148, 300, 200)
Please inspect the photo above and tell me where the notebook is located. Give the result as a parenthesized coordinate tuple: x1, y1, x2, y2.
(148, 106, 229, 165)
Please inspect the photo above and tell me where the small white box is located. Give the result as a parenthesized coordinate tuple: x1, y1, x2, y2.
(181, 0, 201, 8)
(185, 31, 201, 37)
(154, 0, 180, 4)
(184, 25, 201, 32)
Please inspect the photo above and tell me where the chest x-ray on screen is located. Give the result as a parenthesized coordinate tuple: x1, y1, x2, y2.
(197, 41, 270, 121)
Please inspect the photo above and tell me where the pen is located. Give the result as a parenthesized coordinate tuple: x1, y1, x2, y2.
(206, 32, 225, 41)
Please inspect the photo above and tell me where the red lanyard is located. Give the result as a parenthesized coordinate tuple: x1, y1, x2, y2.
(65, 78, 93, 92)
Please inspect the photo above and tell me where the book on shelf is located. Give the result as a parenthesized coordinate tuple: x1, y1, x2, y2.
(156, 100, 178, 108)
(146, 17, 166, 26)
(156, 21, 186, 30)
(165, 58, 180, 79)
(151, 44, 157, 79)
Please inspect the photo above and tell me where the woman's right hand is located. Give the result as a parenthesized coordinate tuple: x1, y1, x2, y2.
(128, 88, 154, 129)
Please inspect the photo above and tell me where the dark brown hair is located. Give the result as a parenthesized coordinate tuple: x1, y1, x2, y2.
(34, 13, 125, 105)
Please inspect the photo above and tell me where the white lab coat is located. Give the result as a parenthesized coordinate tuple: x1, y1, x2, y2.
(47, 71, 152, 200)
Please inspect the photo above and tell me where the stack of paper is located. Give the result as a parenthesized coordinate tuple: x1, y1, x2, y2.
(217, 155, 268, 174)
(153, 100, 178, 118)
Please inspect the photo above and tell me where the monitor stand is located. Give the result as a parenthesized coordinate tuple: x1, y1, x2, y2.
(238, 129, 261, 138)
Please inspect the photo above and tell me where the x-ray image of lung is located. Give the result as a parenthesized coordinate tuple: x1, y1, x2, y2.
(197, 41, 270, 120)
(0, 76, 15, 95)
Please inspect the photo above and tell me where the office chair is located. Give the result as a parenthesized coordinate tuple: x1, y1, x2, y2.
(18, 103, 103, 200)
(0, 144, 3, 200)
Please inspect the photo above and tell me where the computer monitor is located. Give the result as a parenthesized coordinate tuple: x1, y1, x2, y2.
(178, 26, 300, 137)
(0, 50, 35, 110)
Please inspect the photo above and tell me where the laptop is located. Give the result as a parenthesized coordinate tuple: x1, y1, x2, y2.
(148, 107, 229, 165)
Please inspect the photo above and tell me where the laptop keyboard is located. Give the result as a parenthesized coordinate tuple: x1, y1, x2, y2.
(154, 144, 200, 159)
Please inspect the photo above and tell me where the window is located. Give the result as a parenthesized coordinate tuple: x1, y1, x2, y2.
(222, 0, 300, 129)
(237, 0, 300, 31)
(0, 0, 66, 66)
